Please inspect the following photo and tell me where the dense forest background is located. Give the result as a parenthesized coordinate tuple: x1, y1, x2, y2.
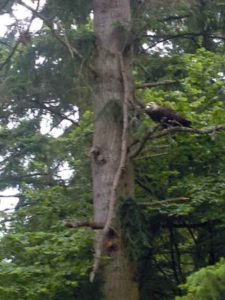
(0, 0, 225, 299)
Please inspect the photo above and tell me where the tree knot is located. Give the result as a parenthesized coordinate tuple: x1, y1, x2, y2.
(90, 146, 106, 165)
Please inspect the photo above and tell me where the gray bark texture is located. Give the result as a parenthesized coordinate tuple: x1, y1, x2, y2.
(91, 0, 139, 299)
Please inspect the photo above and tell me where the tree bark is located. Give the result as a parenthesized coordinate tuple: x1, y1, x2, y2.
(92, 0, 139, 299)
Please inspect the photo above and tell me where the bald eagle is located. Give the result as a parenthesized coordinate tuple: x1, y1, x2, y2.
(145, 102, 191, 128)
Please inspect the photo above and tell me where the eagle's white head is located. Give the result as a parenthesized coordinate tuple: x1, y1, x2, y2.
(146, 102, 159, 111)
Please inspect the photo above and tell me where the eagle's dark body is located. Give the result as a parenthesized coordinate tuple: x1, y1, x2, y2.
(145, 102, 191, 128)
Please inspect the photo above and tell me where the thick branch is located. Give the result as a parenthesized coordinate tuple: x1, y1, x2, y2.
(129, 125, 161, 158)
(64, 220, 104, 229)
(144, 32, 202, 51)
(135, 178, 153, 194)
(134, 152, 168, 160)
(159, 14, 190, 22)
(130, 125, 225, 158)
(170, 222, 213, 229)
(138, 197, 190, 207)
(151, 125, 225, 139)
(146, 32, 203, 45)
(136, 80, 178, 89)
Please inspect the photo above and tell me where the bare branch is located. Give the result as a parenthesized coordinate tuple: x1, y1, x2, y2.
(129, 125, 161, 158)
(17, 0, 97, 76)
(143, 32, 202, 51)
(64, 220, 104, 229)
(151, 125, 225, 139)
(130, 125, 225, 158)
(146, 32, 203, 40)
(136, 80, 178, 89)
(90, 53, 130, 282)
(35, 100, 79, 126)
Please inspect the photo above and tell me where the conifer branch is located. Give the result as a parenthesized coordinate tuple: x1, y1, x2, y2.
(17, 0, 97, 75)
(0, 0, 10, 11)
(0, 1, 38, 70)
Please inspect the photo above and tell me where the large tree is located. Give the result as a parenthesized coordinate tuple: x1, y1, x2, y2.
(90, 0, 139, 298)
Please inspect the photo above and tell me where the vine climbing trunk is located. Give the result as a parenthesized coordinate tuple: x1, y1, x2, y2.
(91, 0, 139, 299)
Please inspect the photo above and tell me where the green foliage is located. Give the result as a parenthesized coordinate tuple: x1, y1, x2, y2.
(119, 198, 151, 261)
(0, 230, 93, 300)
(0, 108, 94, 298)
(176, 259, 225, 300)
(45, 0, 93, 25)
(134, 47, 225, 299)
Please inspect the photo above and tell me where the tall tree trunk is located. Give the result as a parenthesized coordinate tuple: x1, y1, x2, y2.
(91, 0, 139, 299)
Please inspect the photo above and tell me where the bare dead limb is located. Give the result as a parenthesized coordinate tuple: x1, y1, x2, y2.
(64, 220, 104, 229)
(136, 80, 178, 89)
(130, 125, 225, 158)
(17, 0, 97, 75)
(90, 53, 130, 282)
